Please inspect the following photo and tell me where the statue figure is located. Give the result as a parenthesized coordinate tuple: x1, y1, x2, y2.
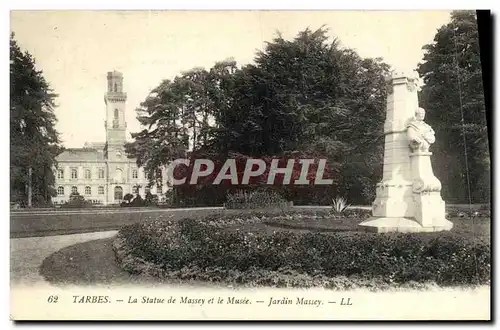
(406, 107, 435, 152)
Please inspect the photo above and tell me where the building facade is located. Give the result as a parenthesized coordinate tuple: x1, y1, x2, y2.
(53, 71, 165, 205)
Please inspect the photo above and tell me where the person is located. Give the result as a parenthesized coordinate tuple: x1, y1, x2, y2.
(407, 107, 435, 152)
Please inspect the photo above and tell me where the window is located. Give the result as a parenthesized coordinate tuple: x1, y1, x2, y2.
(57, 186, 64, 195)
(85, 169, 91, 179)
(71, 168, 78, 179)
(98, 186, 104, 195)
(157, 185, 162, 194)
(144, 171, 148, 179)
(71, 186, 78, 194)
(145, 187, 151, 194)
(98, 168, 105, 179)
(85, 186, 91, 195)
(133, 185, 140, 194)
(132, 169, 138, 179)
(114, 83, 118, 92)
(116, 151, 122, 159)
(57, 169, 64, 179)
(114, 109, 119, 119)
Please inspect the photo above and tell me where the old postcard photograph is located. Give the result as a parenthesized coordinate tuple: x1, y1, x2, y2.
(9, 9, 491, 321)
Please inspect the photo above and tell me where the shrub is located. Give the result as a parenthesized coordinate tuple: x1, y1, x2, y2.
(114, 213, 490, 288)
(331, 196, 350, 215)
(224, 188, 291, 209)
(61, 193, 92, 208)
(130, 194, 145, 207)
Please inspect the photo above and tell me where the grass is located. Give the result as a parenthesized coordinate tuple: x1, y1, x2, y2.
(11, 204, 489, 238)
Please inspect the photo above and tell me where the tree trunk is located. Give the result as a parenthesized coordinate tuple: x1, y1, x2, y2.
(27, 167, 32, 208)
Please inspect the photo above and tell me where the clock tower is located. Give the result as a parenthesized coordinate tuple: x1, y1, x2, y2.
(104, 71, 127, 161)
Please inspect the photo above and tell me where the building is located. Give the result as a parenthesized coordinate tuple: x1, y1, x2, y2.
(53, 71, 165, 205)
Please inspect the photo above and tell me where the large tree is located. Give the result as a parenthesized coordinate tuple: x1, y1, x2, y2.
(417, 10, 490, 203)
(212, 27, 390, 203)
(127, 27, 390, 205)
(10, 33, 62, 206)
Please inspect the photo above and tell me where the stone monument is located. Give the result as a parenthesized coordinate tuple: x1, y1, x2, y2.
(358, 71, 453, 233)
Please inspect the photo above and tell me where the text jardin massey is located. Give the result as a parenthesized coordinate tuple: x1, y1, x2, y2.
(165, 157, 334, 186)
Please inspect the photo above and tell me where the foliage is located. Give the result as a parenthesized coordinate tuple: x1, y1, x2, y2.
(224, 188, 290, 209)
(126, 26, 390, 205)
(417, 11, 490, 203)
(114, 213, 490, 288)
(331, 196, 350, 214)
(123, 193, 134, 202)
(10, 33, 63, 205)
(61, 192, 92, 208)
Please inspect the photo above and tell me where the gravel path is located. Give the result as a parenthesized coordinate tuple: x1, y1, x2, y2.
(10, 230, 118, 285)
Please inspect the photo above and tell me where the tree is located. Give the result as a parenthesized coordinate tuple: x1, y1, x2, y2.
(213, 27, 390, 203)
(127, 26, 390, 205)
(417, 10, 490, 203)
(124, 78, 191, 185)
(10, 33, 62, 206)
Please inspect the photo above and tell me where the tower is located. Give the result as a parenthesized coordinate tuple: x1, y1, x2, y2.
(104, 71, 127, 161)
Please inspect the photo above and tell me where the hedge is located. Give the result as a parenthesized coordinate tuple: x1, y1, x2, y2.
(113, 213, 490, 289)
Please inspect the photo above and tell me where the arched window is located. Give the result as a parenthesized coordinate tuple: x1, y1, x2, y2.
(71, 186, 78, 194)
(85, 186, 91, 195)
(114, 186, 123, 200)
(57, 186, 64, 195)
(98, 186, 104, 195)
(84, 169, 91, 179)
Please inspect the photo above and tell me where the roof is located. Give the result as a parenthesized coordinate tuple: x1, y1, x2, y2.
(83, 141, 106, 149)
(56, 148, 105, 162)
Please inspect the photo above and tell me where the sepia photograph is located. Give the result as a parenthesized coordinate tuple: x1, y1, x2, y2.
(9, 8, 491, 321)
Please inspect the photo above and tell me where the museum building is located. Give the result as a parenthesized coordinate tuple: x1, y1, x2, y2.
(52, 71, 165, 205)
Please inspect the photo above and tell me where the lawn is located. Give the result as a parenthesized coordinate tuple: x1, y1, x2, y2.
(11, 204, 489, 238)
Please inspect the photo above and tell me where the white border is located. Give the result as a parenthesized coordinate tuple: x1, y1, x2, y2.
(2, 2, 497, 329)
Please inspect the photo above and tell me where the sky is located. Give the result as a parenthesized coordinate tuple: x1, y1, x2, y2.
(10, 10, 452, 148)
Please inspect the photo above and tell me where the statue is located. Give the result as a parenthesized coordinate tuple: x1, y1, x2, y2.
(358, 71, 452, 232)
(406, 107, 435, 153)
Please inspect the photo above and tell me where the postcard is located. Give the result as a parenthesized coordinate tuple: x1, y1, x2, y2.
(9, 9, 491, 321)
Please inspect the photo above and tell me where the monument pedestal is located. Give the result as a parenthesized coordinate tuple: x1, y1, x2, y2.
(358, 217, 452, 233)
(358, 71, 453, 233)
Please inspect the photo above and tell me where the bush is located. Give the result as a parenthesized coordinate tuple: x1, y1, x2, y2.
(224, 188, 291, 209)
(61, 193, 92, 208)
(331, 196, 350, 215)
(114, 213, 490, 288)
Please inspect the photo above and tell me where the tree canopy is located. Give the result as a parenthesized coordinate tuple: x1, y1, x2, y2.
(10, 33, 62, 205)
(126, 26, 391, 205)
(417, 10, 490, 203)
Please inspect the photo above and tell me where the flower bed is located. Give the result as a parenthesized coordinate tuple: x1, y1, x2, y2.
(113, 212, 490, 289)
